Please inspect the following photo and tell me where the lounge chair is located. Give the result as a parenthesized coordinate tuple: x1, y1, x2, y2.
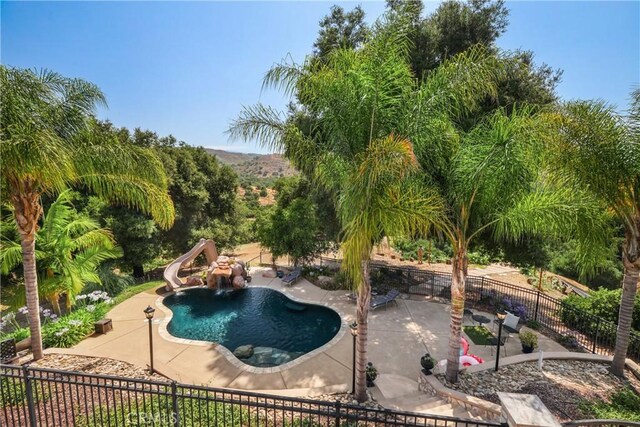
(282, 267, 302, 286)
(370, 289, 401, 310)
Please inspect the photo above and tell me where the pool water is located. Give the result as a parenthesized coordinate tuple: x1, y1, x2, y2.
(163, 287, 341, 367)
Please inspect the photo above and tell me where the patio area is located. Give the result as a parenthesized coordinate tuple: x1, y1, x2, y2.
(57, 267, 567, 397)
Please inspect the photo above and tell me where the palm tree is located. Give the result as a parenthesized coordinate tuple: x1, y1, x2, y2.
(228, 14, 502, 399)
(1, 66, 175, 360)
(1, 190, 122, 315)
(410, 106, 610, 382)
(553, 91, 640, 376)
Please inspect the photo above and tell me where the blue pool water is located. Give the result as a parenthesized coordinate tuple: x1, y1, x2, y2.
(163, 287, 341, 367)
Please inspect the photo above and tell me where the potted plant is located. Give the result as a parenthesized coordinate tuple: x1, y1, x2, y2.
(366, 362, 378, 387)
(520, 331, 538, 353)
(420, 353, 436, 375)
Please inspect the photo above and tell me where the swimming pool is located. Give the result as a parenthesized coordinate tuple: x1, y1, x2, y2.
(163, 287, 342, 367)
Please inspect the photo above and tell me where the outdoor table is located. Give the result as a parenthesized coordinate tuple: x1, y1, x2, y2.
(471, 314, 490, 327)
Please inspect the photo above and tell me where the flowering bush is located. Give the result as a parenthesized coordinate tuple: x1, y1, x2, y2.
(501, 297, 528, 321)
(0, 295, 114, 348)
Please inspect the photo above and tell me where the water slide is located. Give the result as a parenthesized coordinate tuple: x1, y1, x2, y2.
(164, 239, 218, 290)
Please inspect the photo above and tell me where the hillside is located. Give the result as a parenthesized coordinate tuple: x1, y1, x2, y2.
(205, 149, 297, 184)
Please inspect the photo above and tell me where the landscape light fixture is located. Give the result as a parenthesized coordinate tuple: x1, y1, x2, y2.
(494, 310, 507, 372)
(144, 306, 156, 373)
(349, 322, 358, 394)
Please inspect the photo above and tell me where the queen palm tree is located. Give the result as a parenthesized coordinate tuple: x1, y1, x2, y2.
(1, 190, 122, 315)
(554, 91, 640, 376)
(409, 105, 610, 382)
(1, 66, 175, 359)
(228, 13, 507, 399)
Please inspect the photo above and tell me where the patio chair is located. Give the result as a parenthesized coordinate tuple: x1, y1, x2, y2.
(282, 267, 302, 286)
(370, 289, 401, 310)
(487, 335, 508, 357)
(492, 312, 521, 342)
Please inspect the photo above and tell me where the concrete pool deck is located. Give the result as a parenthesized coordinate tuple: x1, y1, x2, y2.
(60, 267, 566, 396)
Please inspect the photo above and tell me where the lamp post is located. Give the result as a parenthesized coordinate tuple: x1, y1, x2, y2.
(144, 305, 156, 373)
(495, 310, 506, 372)
(349, 322, 358, 394)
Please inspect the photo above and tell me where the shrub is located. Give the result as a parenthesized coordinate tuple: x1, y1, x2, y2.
(42, 309, 95, 348)
(500, 297, 528, 321)
(580, 388, 640, 421)
(41, 300, 111, 348)
(520, 331, 538, 348)
(0, 327, 30, 343)
(561, 288, 640, 330)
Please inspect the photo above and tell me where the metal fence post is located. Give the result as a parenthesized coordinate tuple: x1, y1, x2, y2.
(171, 381, 179, 427)
(22, 365, 37, 427)
(334, 400, 341, 427)
(592, 319, 601, 354)
(534, 291, 541, 322)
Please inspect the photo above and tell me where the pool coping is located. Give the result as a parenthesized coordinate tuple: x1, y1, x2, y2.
(156, 285, 347, 374)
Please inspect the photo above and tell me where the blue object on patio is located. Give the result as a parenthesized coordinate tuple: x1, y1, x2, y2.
(370, 289, 401, 310)
(282, 267, 302, 286)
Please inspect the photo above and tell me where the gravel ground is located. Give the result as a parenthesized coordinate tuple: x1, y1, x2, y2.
(438, 360, 640, 421)
(29, 353, 167, 382)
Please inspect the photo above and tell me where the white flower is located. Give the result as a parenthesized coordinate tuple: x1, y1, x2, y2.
(76, 295, 87, 301)
(105, 298, 113, 305)
(2, 312, 16, 322)
(68, 320, 83, 327)
(50, 314, 58, 320)
(54, 327, 70, 337)
(86, 305, 96, 312)
(18, 306, 28, 315)
(42, 309, 52, 317)
(0, 321, 6, 329)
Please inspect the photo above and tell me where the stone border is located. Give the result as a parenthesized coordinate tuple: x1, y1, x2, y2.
(461, 351, 612, 374)
(156, 285, 347, 374)
(418, 372, 504, 421)
(419, 352, 639, 423)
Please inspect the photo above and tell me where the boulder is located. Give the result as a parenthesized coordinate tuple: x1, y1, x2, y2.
(231, 263, 244, 277)
(232, 275, 246, 289)
(184, 276, 203, 287)
(233, 345, 254, 359)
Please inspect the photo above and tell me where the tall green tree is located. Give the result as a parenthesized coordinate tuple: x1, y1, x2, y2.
(411, 105, 609, 382)
(0, 66, 174, 359)
(1, 191, 122, 315)
(229, 13, 503, 397)
(554, 91, 640, 376)
(313, 5, 370, 59)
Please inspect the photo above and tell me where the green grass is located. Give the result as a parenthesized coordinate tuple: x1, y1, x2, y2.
(463, 325, 494, 345)
(111, 280, 165, 306)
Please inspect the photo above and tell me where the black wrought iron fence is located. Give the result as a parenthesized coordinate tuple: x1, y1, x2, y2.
(360, 263, 640, 362)
(0, 364, 505, 427)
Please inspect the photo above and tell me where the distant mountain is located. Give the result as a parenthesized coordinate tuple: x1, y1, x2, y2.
(204, 148, 297, 184)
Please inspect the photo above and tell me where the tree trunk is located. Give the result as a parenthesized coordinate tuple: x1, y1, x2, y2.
(12, 189, 44, 360)
(611, 266, 639, 376)
(445, 249, 468, 383)
(611, 220, 640, 376)
(354, 261, 371, 403)
(49, 294, 62, 317)
(21, 236, 44, 359)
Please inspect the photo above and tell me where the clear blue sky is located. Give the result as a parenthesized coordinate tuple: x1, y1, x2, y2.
(2, 1, 638, 154)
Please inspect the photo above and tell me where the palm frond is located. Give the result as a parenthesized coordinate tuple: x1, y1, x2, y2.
(227, 103, 288, 152)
